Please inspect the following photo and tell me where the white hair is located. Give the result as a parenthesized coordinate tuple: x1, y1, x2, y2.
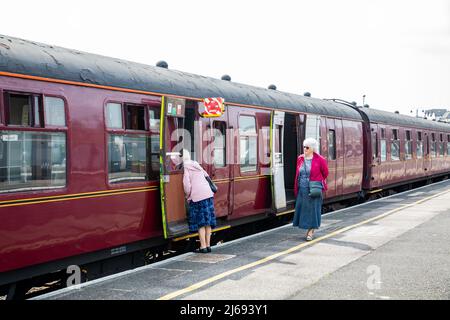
(303, 138, 319, 152)
(181, 148, 191, 161)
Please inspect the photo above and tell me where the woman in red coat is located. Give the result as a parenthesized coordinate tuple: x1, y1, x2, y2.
(293, 138, 329, 241)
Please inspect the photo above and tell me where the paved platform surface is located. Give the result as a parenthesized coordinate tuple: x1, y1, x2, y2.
(36, 180, 450, 300)
(292, 201, 450, 300)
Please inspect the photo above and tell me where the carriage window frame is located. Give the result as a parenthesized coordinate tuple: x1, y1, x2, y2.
(239, 115, 258, 173)
(447, 134, 450, 156)
(0, 91, 68, 193)
(405, 130, 412, 160)
(430, 133, 436, 157)
(372, 132, 378, 161)
(390, 129, 400, 161)
(4, 91, 44, 127)
(125, 103, 147, 131)
(328, 129, 336, 160)
(416, 131, 423, 159)
(44, 96, 67, 127)
(212, 120, 226, 168)
(380, 128, 386, 162)
(438, 133, 444, 157)
(105, 102, 123, 129)
(105, 101, 160, 184)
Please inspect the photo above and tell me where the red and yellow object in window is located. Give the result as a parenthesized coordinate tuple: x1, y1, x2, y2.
(199, 97, 225, 117)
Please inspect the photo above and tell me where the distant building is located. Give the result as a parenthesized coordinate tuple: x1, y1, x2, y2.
(424, 108, 447, 120)
(440, 111, 450, 123)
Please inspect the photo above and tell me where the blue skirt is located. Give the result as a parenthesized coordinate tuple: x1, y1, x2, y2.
(293, 186, 323, 230)
(188, 197, 217, 233)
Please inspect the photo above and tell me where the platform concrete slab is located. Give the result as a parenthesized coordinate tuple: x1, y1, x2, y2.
(291, 208, 450, 300)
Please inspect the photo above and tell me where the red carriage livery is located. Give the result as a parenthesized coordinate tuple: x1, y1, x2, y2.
(0, 34, 449, 298)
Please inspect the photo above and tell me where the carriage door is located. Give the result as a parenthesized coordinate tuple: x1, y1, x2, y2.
(210, 119, 231, 217)
(424, 131, 431, 173)
(335, 119, 344, 195)
(370, 124, 380, 186)
(325, 118, 337, 198)
(270, 111, 286, 211)
(159, 97, 189, 238)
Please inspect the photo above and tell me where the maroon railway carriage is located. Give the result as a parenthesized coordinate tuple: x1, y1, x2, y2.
(0, 35, 448, 297)
(359, 108, 450, 191)
(329, 100, 450, 194)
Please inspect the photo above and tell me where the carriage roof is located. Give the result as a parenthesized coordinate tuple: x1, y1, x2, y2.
(360, 107, 450, 132)
(0, 35, 362, 121)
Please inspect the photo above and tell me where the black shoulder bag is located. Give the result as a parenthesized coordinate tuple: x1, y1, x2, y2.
(205, 176, 218, 193)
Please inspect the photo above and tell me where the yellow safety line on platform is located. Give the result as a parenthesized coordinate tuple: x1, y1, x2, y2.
(157, 187, 450, 300)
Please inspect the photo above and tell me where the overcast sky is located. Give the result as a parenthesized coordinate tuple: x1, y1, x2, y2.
(1, 0, 449, 115)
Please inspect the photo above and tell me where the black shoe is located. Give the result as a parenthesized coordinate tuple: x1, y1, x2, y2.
(195, 248, 208, 253)
(206, 247, 211, 253)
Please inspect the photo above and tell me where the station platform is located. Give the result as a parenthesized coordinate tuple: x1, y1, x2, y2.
(36, 180, 450, 300)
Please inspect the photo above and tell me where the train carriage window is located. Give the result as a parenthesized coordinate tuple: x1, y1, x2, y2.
(439, 133, 444, 157)
(391, 129, 400, 161)
(44, 97, 66, 126)
(148, 108, 161, 180)
(33, 96, 42, 127)
(372, 132, 378, 161)
(1, 92, 67, 193)
(106, 102, 160, 183)
(5, 93, 43, 127)
(7, 94, 31, 126)
(447, 135, 450, 156)
(430, 133, 436, 157)
(405, 130, 412, 160)
(380, 140, 387, 162)
(125, 104, 146, 131)
(328, 129, 336, 160)
(0, 131, 66, 192)
(239, 115, 257, 172)
(164, 116, 184, 172)
(148, 109, 160, 131)
(274, 125, 282, 158)
(106, 103, 123, 129)
(213, 121, 226, 167)
(416, 131, 423, 159)
(108, 135, 148, 182)
(380, 128, 386, 162)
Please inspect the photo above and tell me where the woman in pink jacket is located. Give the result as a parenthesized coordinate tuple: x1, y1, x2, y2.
(181, 149, 216, 253)
(293, 138, 329, 241)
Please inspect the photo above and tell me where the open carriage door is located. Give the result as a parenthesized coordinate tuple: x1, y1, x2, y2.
(159, 97, 189, 238)
(270, 111, 287, 211)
